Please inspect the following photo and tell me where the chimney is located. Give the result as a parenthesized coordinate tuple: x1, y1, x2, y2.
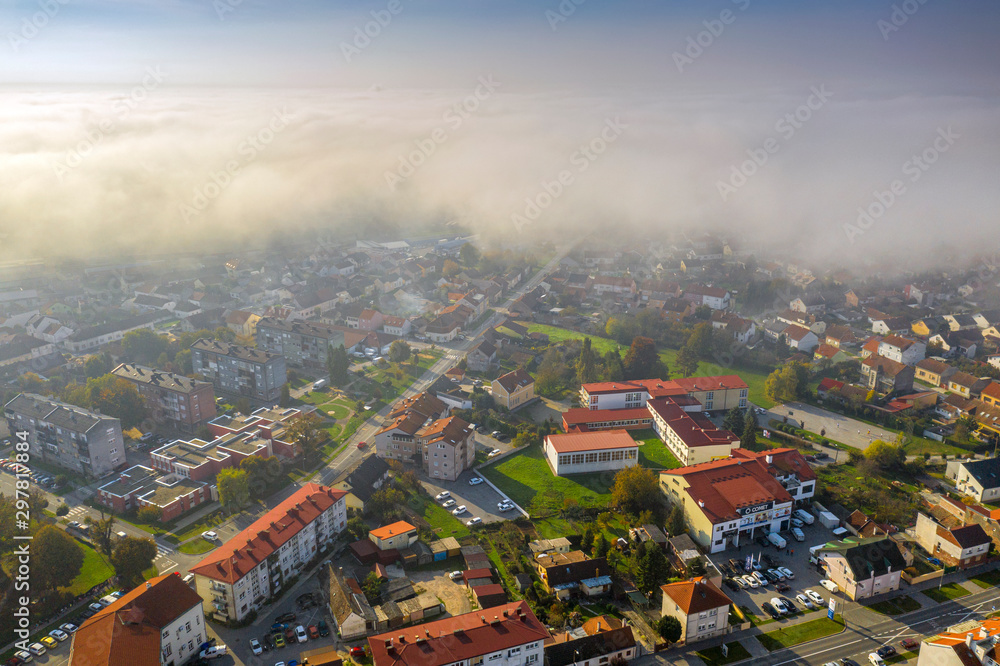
(766, 454, 774, 464)
(966, 632, 974, 648)
(145, 581, 151, 589)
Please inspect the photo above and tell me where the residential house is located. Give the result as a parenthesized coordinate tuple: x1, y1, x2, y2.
(535, 551, 611, 599)
(381, 315, 412, 337)
(65, 311, 168, 352)
(492, 368, 535, 410)
(659, 578, 731, 644)
(790, 294, 826, 314)
(370, 521, 419, 550)
(710, 311, 756, 344)
(590, 276, 637, 297)
(545, 617, 636, 666)
(947, 372, 990, 399)
(917, 619, 1000, 666)
(782, 325, 820, 352)
(878, 335, 927, 366)
(861, 355, 915, 394)
(24, 313, 74, 344)
(333, 455, 392, 512)
(68, 573, 207, 666)
(872, 317, 911, 336)
(328, 565, 376, 640)
(359, 309, 385, 331)
(916, 358, 957, 387)
(225, 310, 261, 337)
(814, 537, 906, 600)
(915, 513, 991, 569)
(112, 364, 217, 434)
(419, 415, 475, 482)
(814, 344, 849, 364)
(946, 457, 1000, 504)
(466, 339, 498, 372)
(374, 392, 448, 465)
(684, 285, 731, 311)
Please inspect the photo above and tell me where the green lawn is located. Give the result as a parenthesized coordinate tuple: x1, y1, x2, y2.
(923, 583, 970, 603)
(480, 443, 613, 515)
(179, 539, 217, 555)
(866, 596, 922, 615)
(697, 642, 752, 666)
(970, 570, 1000, 589)
(167, 509, 226, 543)
(65, 541, 115, 595)
(410, 494, 471, 540)
(324, 400, 353, 420)
(520, 321, 775, 407)
(631, 430, 681, 469)
(755, 616, 844, 651)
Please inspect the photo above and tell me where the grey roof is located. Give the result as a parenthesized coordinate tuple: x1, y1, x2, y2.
(190, 338, 279, 363)
(820, 537, 907, 580)
(112, 363, 212, 395)
(4, 393, 114, 433)
(345, 455, 391, 503)
(257, 317, 345, 340)
(958, 457, 1000, 489)
(69, 311, 167, 342)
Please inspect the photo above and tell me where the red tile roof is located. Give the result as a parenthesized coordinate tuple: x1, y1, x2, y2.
(646, 399, 739, 449)
(581, 378, 684, 397)
(783, 324, 813, 342)
(660, 577, 731, 614)
(69, 573, 203, 666)
(546, 430, 638, 453)
(982, 381, 1000, 401)
(562, 407, 653, 427)
(494, 368, 534, 393)
(367, 601, 550, 666)
(190, 483, 346, 584)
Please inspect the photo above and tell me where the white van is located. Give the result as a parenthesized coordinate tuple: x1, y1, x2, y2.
(312, 379, 328, 391)
(821, 579, 840, 593)
(767, 532, 787, 549)
(869, 653, 885, 666)
(794, 509, 816, 525)
(791, 527, 805, 542)
(99, 594, 118, 607)
(832, 527, 849, 538)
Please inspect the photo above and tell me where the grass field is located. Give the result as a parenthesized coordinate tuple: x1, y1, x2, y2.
(520, 322, 775, 407)
(697, 642, 752, 665)
(867, 596, 922, 615)
(179, 539, 216, 555)
(65, 542, 115, 595)
(755, 615, 844, 651)
(480, 443, 613, 515)
(923, 583, 970, 603)
(970, 570, 1000, 589)
(631, 430, 681, 469)
(410, 494, 471, 539)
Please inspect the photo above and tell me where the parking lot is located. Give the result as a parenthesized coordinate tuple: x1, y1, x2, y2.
(714, 517, 841, 621)
(421, 467, 518, 525)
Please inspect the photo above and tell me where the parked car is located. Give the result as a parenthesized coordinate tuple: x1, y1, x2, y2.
(200, 644, 227, 659)
(724, 577, 740, 591)
(357, 441, 367, 449)
(796, 593, 815, 609)
(250, 639, 263, 656)
(88, 602, 104, 612)
(27, 644, 45, 656)
(742, 575, 759, 589)
(48, 629, 69, 642)
(778, 567, 795, 579)
(13, 650, 32, 663)
(285, 627, 297, 644)
(442, 499, 457, 508)
(451, 505, 467, 515)
(869, 653, 885, 666)
(309, 626, 320, 640)
(276, 612, 297, 624)
(488, 448, 502, 458)
(877, 647, 897, 659)
(770, 597, 789, 615)
(791, 517, 804, 528)
(762, 602, 781, 619)
(469, 477, 484, 485)
(805, 589, 824, 605)
(351, 647, 367, 658)
(755, 535, 771, 549)
(842, 660, 861, 666)
(776, 582, 791, 593)
(295, 625, 308, 643)
(752, 571, 768, 586)
(449, 571, 464, 581)
(820, 579, 840, 593)
(59, 623, 78, 634)
(202, 531, 218, 541)
(273, 633, 286, 649)
(435, 491, 451, 501)
(467, 517, 483, 527)
(39, 637, 57, 650)
(791, 527, 806, 542)
(317, 620, 330, 637)
(900, 639, 920, 651)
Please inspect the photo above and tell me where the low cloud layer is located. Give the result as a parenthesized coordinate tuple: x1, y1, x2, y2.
(1, 84, 998, 267)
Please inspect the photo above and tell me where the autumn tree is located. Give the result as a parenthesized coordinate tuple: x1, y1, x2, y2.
(611, 466, 659, 516)
(623, 336, 668, 380)
(864, 440, 906, 471)
(675, 345, 699, 378)
(86, 512, 117, 560)
(389, 340, 412, 364)
(286, 412, 326, 462)
(137, 505, 162, 523)
(217, 467, 251, 513)
(764, 361, 809, 404)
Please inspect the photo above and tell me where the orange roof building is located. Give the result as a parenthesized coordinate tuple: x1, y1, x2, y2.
(543, 430, 638, 476)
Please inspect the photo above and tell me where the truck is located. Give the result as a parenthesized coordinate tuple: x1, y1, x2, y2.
(312, 379, 328, 391)
(767, 532, 787, 549)
(818, 510, 839, 529)
(794, 509, 815, 525)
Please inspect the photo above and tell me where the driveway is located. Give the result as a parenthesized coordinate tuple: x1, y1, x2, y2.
(757, 401, 896, 450)
(421, 470, 514, 525)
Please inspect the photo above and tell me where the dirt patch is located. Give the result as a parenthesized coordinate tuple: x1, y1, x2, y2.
(408, 569, 473, 617)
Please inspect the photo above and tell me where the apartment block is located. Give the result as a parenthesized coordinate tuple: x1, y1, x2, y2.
(112, 363, 216, 434)
(190, 338, 287, 404)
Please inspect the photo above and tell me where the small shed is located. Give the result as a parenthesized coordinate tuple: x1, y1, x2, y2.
(463, 568, 495, 588)
(514, 573, 534, 592)
(461, 545, 492, 570)
(430, 537, 461, 561)
(473, 583, 508, 609)
(299, 646, 343, 666)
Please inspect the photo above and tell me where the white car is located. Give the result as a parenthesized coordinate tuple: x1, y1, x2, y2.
(752, 571, 768, 586)
(467, 517, 483, 527)
(89, 602, 104, 612)
(820, 579, 840, 593)
(770, 597, 788, 614)
(13, 650, 32, 663)
(435, 491, 451, 501)
(796, 593, 815, 609)
(28, 643, 46, 656)
(732, 576, 747, 589)
(49, 629, 69, 642)
(488, 448, 502, 458)
(469, 477, 484, 485)
(805, 589, 824, 605)
(869, 653, 885, 666)
(295, 625, 308, 643)
(442, 499, 457, 508)
(59, 623, 78, 634)
(778, 567, 795, 579)
(499, 503, 515, 512)
(202, 531, 218, 541)
(452, 505, 467, 515)
(742, 574, 759, 589)
(115, 531, 127, 539)
(199, 644, 228, 659)
(250, 638, 263, 655)
(449, 571, 464, 581)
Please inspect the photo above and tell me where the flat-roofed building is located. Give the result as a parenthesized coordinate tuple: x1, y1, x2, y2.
(543, 429, 638, 476)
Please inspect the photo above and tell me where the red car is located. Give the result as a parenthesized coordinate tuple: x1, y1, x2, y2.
(350, 646, 366, 658)
(357, 441, 367, 449)
(285, 627, 297, 644)
(309, 625, 320, 639)
(900, 639, 920, 651)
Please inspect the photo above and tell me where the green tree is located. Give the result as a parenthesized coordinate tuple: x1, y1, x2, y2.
(111, 536, 158, 589)
(675, 345, 699, 378)
(580, 525, 595, 553)
(34, 525, 84, 590)
(361, 571, 385, 603)
(121, 328, 168, 364)
(635, 541, 668, 593)
(240, 454, 282, 489)
(687, 323, 714, 359)
(593, 534, 610, 558)
(70, 375, 148, 429)
(217, 467, 251, 513)
(602, 350, 625, 381)
(214, 326, 236, 343)
(611, 466, 659, 515)
(279, 382, 291, 407)
(576, 338, 600, 384)
(656, 615, 682, 643)
(328, 344, 350, 386)
(367, 487, 406, 521)
(344, 515, 368, 541)
(86, 513, 117, 560)
(605, 316, 638, 345)
(667, 504, 686, 536)
(388, 340, 412, 364)
(694, 305, 712, 320)
(742, 409, 762, 451)
(56, 503, 70, 516)
(459, 243, 481, 267)
(535, 351, 566, 397)
(764, 361, 808, 404)
(84, 352, 113, 379)
(623, 336, 668, 380)
(174, 348, 193, 374)
(723, 406, 744, 434)
(286, 412, 326, 462)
